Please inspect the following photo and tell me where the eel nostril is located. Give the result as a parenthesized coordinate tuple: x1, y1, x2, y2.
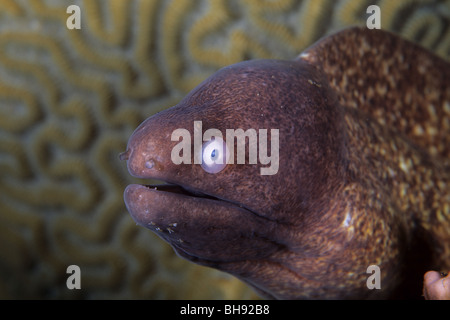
(143, 157, 164, 171)
(119, 149, 131, 161)
(145, 159, 155, 169)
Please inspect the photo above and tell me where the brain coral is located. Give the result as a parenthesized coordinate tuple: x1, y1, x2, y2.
(0, 0, 449, 299)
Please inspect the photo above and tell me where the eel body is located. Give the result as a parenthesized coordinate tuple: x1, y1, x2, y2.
(121, 27, 450, 299)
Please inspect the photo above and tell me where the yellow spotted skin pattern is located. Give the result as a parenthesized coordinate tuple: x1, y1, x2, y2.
(301, 28, 450, 261)
(0, 0, 449, 299)
(298, 27, 450, 297)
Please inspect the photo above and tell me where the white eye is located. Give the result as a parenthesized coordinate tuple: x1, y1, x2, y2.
(200, 137, 229, 174)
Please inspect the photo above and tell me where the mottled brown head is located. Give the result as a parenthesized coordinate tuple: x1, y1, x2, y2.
(121, 58, 346, 297)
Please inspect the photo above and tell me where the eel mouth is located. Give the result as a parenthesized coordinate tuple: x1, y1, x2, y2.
(142, 182, 221, 202)
(123, 178, 268, 230)
(123, 179, 280, 265)
(132, 179, 264, 216)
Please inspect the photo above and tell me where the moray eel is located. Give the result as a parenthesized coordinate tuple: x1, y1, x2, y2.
(121, 27, 450, 299)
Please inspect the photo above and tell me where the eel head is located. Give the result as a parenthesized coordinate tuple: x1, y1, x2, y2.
(121, 59, 346, 299)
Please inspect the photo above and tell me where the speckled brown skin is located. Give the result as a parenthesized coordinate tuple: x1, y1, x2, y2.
(122, 27, 450, 299)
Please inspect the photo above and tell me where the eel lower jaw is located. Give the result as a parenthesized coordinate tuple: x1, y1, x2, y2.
(124, 182, 281, 264)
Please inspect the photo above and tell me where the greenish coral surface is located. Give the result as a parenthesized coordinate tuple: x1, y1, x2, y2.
(0, 0, 448, 299)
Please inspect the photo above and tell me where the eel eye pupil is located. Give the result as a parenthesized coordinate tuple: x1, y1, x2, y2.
(200, 137, 229, 174)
